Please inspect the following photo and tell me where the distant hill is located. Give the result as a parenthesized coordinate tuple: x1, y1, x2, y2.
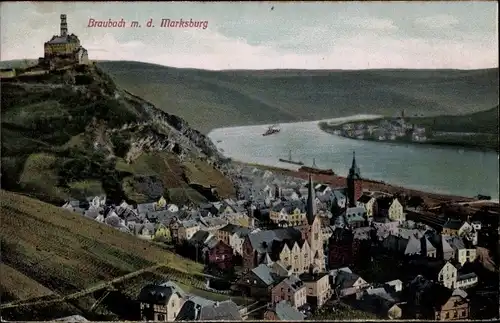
(97, 61, 499, 133)
(1, 64, 234, 206)
(409, 105, 499, 134)
(0, 189, 204, 321)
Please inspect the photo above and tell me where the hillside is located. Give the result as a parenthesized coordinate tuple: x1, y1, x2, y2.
(0, 64, 235, 206)
(97, 61, 499, 133)
(0, 189, 205, 320)
(408, 105, 499, 134)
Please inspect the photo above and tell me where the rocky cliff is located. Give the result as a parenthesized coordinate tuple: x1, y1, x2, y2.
(0, 64, 235, 205)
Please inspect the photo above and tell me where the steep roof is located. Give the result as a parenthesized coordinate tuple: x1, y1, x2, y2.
(273, 301, 306, 320)
(175, 298, 241, 321)
(347, 151, 361, 180)
(251, 264, 277, 286)
(137, 284, 182, 305)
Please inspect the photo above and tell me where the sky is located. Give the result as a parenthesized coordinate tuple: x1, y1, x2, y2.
(1, 1, 498, 70)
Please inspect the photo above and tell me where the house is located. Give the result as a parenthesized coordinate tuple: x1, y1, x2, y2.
(206, 240, 234, 270)
(434, 289, 470, 320)
(332, 269, 370, 298)
(229, 227, 251, 256)
(153, 223, 172, 242)
(237, 263, 279, 299)
(269, 201, 307, 226)
(425, 232, 456, 261)
(178, 220, 201, 241)
(199, 216, 228, 232)
(406, 275, 469, 320)
(420, 236, 437, 258)
(175, 297, 241, 321)
(342, 207, 367, 229)
(156, 196, 168, 209)
(388, 198, 405, 222)
(358, 195, 377, 217)
(263, 300, 306, 321)
(301, 272, 332, 308)
(445, 236, 477, 265)
(137, 281, 186, 321)
(437, 261, 478, 289)
(217, 224, 240, 245)
(442, 219, 463, 236)
(271, 275, 307, 309)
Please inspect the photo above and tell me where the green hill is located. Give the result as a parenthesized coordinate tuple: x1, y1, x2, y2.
(0, 189, 205, 320)
(1, 64, 234, 206)
(408, 105, 499, 134)
(97, 61, 499, 134)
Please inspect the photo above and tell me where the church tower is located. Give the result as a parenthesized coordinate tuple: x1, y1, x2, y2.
(346, 151, 363, 207)
(305, 174, 325, 271)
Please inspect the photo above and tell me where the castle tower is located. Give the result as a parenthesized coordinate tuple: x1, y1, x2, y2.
(60, 14, 68, 36)
(346, 151, 363, 207)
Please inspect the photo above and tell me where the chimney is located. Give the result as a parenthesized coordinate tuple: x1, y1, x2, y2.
(60, 14, 68, 36)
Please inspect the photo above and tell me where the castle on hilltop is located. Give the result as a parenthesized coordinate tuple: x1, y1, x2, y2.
(39, 14, 89, 69)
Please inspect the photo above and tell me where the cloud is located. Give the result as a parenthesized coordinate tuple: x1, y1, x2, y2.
(0, 3, 497, 70)
(414, 14, 460, 29)
(342, 17, 399, 31)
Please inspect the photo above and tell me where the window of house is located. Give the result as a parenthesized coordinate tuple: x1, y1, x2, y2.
(158, 314, 165, 321)
(445, 312, 450, 319)
(461, 310, 466, 317)
(294, 255, 298, 260)
(466, 250, 470, 256)
(171, 301, 175, 307)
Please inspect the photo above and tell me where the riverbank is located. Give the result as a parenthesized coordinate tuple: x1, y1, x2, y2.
(236, 161, 478, 207)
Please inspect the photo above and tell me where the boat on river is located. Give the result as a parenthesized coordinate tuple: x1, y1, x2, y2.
(279, 150, 304, 166)
(262, 124, 281, 136)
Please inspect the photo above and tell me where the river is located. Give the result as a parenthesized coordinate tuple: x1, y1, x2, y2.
(207, 115, 499, 200)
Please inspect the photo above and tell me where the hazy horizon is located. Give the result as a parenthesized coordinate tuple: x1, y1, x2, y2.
(1, 1, 498, 70)
(2, 58, 498, 72)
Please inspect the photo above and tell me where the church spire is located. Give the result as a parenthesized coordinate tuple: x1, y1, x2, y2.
(348, 151, 361, 179)
(306, 174, 316, 225)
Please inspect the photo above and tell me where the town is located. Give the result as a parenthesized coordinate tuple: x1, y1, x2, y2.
(324, 112, 429, 144)
(59, 152, 499, 321)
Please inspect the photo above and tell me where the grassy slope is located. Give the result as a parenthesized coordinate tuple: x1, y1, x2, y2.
(408, 105, 499, 134)
(98, 61, 499, 134)
(0, 190, 203, 301)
